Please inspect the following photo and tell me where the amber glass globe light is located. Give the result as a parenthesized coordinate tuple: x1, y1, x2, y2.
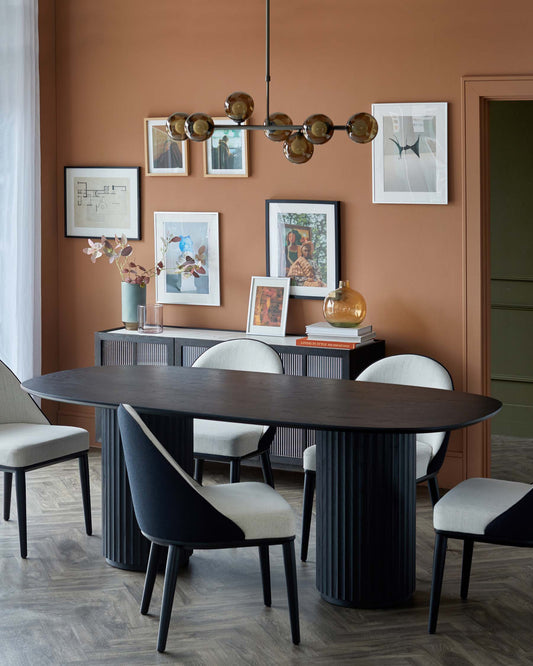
(166, 112, 188, 141)
(303, 114, 334, 144)
(283, 131, 314, 164)
(346, 112, 378, 144)
(323, 280, 367, 327)
(264, 112, 293, 142)
(224, 92, 254, 123)
(184, 113, 215, 142)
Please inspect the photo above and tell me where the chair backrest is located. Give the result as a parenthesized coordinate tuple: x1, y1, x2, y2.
(0, 359, 48, 426)
(192, 339, 283, 374)
(356, 354, 453, 456)
(117, 404, 245, 544)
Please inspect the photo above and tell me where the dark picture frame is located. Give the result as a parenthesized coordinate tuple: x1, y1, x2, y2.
(64, 166, 141, 239)
(266, 199, 340, 299)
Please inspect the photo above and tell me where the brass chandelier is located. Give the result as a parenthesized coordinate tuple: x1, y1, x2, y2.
(165, 0, 378, 164)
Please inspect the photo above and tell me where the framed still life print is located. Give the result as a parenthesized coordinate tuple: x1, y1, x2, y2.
(154, 211, 220, 306)
(144, 117, 189, 176)
(372, 102, 448, 204)
(246, 276, 290, 337)
(204, 118, 249, 177)
(64, 166, 141, 239)
(266, 199, 340, 299)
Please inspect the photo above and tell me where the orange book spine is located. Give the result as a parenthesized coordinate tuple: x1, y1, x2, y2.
(295, 338, 357, 350)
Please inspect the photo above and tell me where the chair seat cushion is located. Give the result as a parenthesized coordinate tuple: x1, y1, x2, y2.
(303, 445, 316, 472)
(200, 481, 296, 540)
(194, 419, 264, 458)
(434, 477, 533, 538)
(416, 441, 433, 479)
(302, 440, 433, 478)
(0, 424, 89, 468)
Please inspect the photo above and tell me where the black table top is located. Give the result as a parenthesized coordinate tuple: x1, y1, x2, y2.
(22, 365, 501, 434)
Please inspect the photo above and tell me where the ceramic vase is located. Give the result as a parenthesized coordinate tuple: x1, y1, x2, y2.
(121, 282, 146, 330)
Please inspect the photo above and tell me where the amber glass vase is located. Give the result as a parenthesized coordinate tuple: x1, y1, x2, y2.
(323, 280, 367, 327)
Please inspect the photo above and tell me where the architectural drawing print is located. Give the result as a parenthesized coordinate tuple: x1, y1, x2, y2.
(73, 177, 130, 229)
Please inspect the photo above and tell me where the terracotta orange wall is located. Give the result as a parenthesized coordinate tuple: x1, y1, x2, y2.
(40, 0, 533, 485)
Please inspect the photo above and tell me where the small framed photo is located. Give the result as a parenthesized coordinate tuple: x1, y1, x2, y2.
(266, 199, 340, 299)
(154, 211, 220, 306)
(204, 118, 249, 177)
(64, 166, 141, 238)
(246, 277, 290, 337)
(372, 102, 448, 204)
(144, 117, 189, 176)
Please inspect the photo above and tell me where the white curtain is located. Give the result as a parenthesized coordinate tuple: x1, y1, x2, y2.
(0, 0, 41, 382)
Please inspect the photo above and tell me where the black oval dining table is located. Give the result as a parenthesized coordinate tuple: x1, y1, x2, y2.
(22, 365, 501, 609)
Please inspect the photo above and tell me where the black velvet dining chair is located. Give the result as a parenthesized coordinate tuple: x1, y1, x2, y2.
(0, 358, 92, 558)
(191, 338, 283, 488)
(117, 403, 300, 653)
(300, 353, 453, 562)
(428, 476, 533, 633)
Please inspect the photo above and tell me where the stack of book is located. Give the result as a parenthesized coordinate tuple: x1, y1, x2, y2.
(296, 321, 376, 349)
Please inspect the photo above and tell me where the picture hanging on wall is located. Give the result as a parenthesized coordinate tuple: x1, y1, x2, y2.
(372, 102, 448, 204)
(154, 211, 220, 306)
(204, 118, 249, 177)
(266, 199, 340, 299)
(64, 166, 141, 238)
(144, 118, 189, 176)
(246, 276, 290, 337)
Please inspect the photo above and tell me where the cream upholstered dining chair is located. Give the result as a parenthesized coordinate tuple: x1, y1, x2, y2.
(300, 353, 453, 561)
(117, 404, 300, 652)
(192, 339, 283, 487)
(0, 359, 92, 557)
(428, 477, 533, 633)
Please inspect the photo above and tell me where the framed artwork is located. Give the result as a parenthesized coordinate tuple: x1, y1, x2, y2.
(64, 166, 141, 239)
(266, 199, 340, 299)
(144, 117, 189, 176)
(154, 211, 220, 306)
(204, 118, 249, 177)
(372, 102, 448, 204)
(246, 276, 290, 336)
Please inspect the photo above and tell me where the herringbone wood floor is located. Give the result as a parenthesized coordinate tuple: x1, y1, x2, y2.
(0, 443, 532, 665)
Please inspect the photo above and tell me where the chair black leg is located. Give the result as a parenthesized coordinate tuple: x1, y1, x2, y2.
(4, 471, 13, 521)
(78, 453, 92, 535)
(157, 545, 181, 653)
(230, 459, 241, 483)
(193, 458, 204, 485)
(282, 541, 300, 645)
(428, 533, 448, 634)
(258, 545, 271, 607)
(428, 476, 440, 507)
(300, 470, 316, 562)
(14, 470, 27, 558)
(460, 538, 474, 600)
(260, 451, 275, 488)
(141, 542, 164, 615)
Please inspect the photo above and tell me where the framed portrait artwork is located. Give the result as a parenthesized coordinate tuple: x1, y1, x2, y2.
(266, 199, 340, 299)
(246, 276, 290, 337)
(372, 102, 448, 204)
(204, 118, 249, 177)
(154, 211, 220, 306)
(64, 166, 141, 239)
(144, 117, 189, 176)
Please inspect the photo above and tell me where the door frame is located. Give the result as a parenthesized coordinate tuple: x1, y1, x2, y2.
(463, 75, 533, 477)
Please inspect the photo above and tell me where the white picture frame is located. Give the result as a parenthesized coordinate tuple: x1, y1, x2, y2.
(64, 166, 140, 238)
(144, 117, 189, 176)
(154, 211, 220, 306)
(372, 102, 448, 204)
(246, 276, 290, 337)
(204, 118, 249, 177)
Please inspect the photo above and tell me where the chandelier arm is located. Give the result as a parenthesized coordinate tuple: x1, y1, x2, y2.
(265, 0, 271, 123)
(211, 124, 348, 132)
